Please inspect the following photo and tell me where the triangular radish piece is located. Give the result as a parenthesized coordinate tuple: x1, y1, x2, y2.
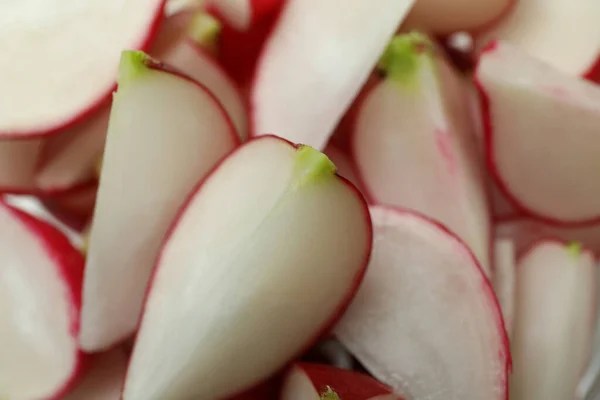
(251, 0, 415, 150)
(0, 0, 164, 137)
(80, 51, 239, 352)
(206, 0, 283, 31)
(323, 144, 362, 193)
(404, 0, 514, 34)
(353, 33, 491, 272)
(334, 205, 509, 400)
(476, 41, 600, 223)
(477, 0, 600, 79)
(122, 136, 372, 400)
(0, 138, 44, 193)
(510, 240, 597, 400)
(0, 201, 85, 399)
(281, 363, 398, 400)
(63, 349, 128, 400)
(492, 238, 516, 337)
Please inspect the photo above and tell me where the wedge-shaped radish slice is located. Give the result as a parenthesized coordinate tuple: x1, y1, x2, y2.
(251, 0, 415, 150)
(476, 41, 600, 224)
(0, 0, 165, 137)
(354, 33, 490, 272)
(0, 201, 85, 399)
(510, 240, 597, 400)
(64, 349, 127, 400)
(206, 0, 282, 31)
(334, 206, 509, 400)
(80, 51, 239, 352)
(492, 239, 516, 337)
(404, 0, 513, 34)
(122, 136, 372, 400)
(477, 0, 600, 79)
(281, 363, 398, 400)
(0, 138, 44, 192)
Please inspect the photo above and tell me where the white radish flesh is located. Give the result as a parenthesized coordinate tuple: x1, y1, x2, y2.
(64, 349, 128, 400)
(492, 238, 516, 337)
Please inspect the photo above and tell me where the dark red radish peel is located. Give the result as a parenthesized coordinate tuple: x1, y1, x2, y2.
(510, 240, 597, 400)
(492, 239, 515, 337)
(63, 349, 127, 400)
(251, 0, 415, 150)
(122, 136, 372, 400)
(0, 0, 165, 138)
(79, 51, 239, 352)
(476, 41, 600, 224)
(42, 183, 98, 232)
(335, 205, 509, 400)
(0, 202, 86, 400)
(353, 33, 491, 272)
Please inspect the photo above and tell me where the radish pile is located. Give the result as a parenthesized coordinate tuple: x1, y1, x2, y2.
(1, 0, 600, 399)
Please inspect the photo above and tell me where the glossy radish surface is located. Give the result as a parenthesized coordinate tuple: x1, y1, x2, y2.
(0, 201, 85, 399)
(335, 206, 508, 400)
(251, 0, 415, 149)
(79, 51, 239, 352)
(510, 240, 597, 400)
(354, 33, 490, 272)
(122, 136, 371, 400)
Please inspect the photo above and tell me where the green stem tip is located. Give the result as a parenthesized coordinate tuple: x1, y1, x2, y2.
(118, 50, 151, 87)
(293, 145, 337, 188)
(320, 386, 341, 400)
(378, 32, 434, 84)
(567, 241, 582, 259)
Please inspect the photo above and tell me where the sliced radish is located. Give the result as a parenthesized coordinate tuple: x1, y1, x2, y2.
(63, 349, 128, 400)
(492, 238, 516, 337)
(0, 138, 44, 192)
(334, 205, 509, 400)
(353, 33, 490, 272)
(0, 201, 85, 399)
(404, 0, 514, 34)
(79, 51, 239, 352)
(477, 0, 600, 79)
(42, 183, 98, 231)
(251, 0, 415, 149)
(511, 240, 597, 400)
(323, 144, 362, 192)
(206, 0, 282, 31)
(0, 0, 165, 137)
(122, 136, 372, 400)
(476, 41, 600, 223)
(281, 363, 397, 400)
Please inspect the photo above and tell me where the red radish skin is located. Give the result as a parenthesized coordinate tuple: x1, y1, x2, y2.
(42, 183, 98, 232)
(122, 135, 372, 400)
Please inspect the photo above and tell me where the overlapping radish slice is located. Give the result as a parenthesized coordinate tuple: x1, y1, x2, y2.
(205, 0, 282, 31)
(334, 205, 509, 400)
(353, 33, 490, 272)
(79, 51, 239, 352)
(0, 201, 85, 400)
(42, 183, 98, 231)
(490, 178, 521, 220)
(63, 349, 127, 400)
(122, 136, 372, 400)
(492, 238, 516, 337)
(511, 240, 597, 400)
(476, 41, 600, 224)
(251, 0, 415, 149)
(477, 0, 600, 79)
(0, 138, 44, 193)
(0, 0, 165, 137)
(281, 363, 398, 400)
(323, 144, 362, 192)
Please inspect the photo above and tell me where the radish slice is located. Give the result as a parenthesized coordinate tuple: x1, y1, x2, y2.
(251, 0, 415, 149)
(42, 183, 98, 231)
(490, 178, 521, 220)
(0, 0, 165, 137)
(64, 349, 128, 400)
(79, 51, 239, 352)
(476, 41, 600, 224)
(0, 138, 44, 193)
(477, 0, 600, 79)
(353, 33, 490, 272)
(492, 239, 516, 337)
(404, 0, 514, 34)
(511, 240, 597, 400)
(206, 0, 282, 31)
(323, 144, 362, 192)
(334, 205, 509, 400)
(122, 136, 372, 400)
(281, 363, 397, 400)
(0, 202, 85, 399)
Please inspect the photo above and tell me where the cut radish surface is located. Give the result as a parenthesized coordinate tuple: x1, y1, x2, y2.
(251, 0, 415, 149)
(0, 0, 165, 137)
(206, 0, 282, 31)
(477, 0, 600, 78)
(80, 51, 239, 352)
(492, 239, 515, 337)
(0, 138, 44, 193)
(64, 349, 128, 400)
(334, 206, 508, 400)
(0, 201, 85, 400)
(353, 33, 490, 272)
(511, 240, 597, 400)
(281, 363, 396, 400)
(122, 136, 372, 400)
(404, 0, 513, 34)
(476, 41, 600, 224)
